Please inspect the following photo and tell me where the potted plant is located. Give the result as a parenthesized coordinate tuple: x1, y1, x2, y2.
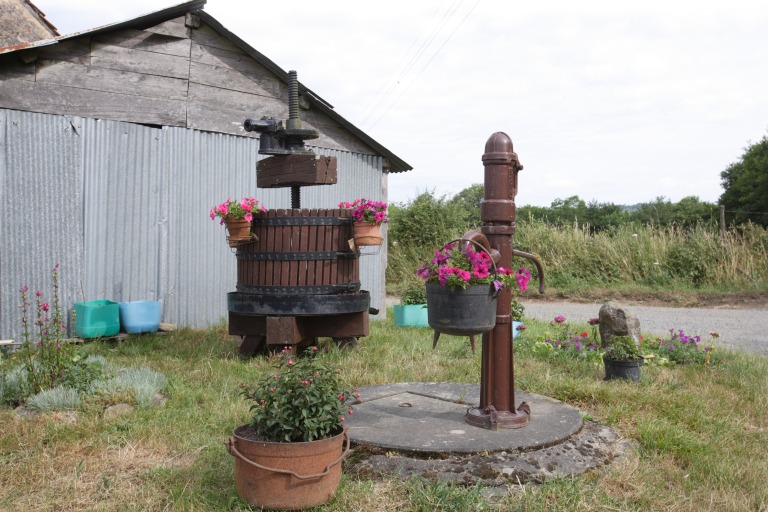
(227, 347, 358, 510)
(210, 197, 266, 248)
(511, 299, 525, 340)
(338, 198, 388, 246)
(416, 240, 530, 336)
(394, 284, 428, 327)
(602, 334, 643, 381)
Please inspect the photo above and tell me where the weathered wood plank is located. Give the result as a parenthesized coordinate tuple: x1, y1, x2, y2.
(0, 79, 186, 126)
(92, 28, 191, 57)
(145, 16, 189, 38)
(186, 82, 285, 136)
(0, 54, 35, 81)
(36, 59, 188, 100)
(257, 154, 337, 188)
(91, 44, 190, 79)
(191, 22, 245, 54)
(189, 60, 280, 98)
(190, 42, 277, 82)
(303, 115, 374, 154)
(36, 39, 90, 64)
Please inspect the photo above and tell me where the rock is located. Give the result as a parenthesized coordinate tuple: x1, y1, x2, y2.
(103, 403, 134, 418)
(51, 411, 79, 424)
(14, 406, 40, 418)
(598, 301, 641, 349)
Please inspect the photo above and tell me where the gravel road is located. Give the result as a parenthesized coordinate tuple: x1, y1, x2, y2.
(522, 301, 768, 357)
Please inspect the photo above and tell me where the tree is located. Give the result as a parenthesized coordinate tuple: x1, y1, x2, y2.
(719, 133, 768, 227)
(449, 183, 484, 228)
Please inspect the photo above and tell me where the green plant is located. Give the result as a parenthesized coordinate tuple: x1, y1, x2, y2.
(641, 329, 715, 366)
(401, 284, 427, 305)
(511, 300, 525, 321)
(209, 197, 265, 224)
(604, 334, 642, 361)
(25, 386, 82, 412)
(240, 347, 359, 442)
(12, 264, 102, 400)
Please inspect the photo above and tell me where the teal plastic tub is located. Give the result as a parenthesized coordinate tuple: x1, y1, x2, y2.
(74, 300, 120, 338)
(118, 300, 161, 334)
(394, 304, 429, 327)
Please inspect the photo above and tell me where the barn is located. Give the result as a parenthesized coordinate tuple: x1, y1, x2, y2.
(0, 0, 411, 342)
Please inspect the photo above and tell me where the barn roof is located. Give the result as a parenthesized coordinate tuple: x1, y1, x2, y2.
(0, 0, 412, 173)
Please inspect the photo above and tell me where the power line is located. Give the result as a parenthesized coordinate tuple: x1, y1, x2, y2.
(367, 0, 481, 130)
(359, 0, 466, 126)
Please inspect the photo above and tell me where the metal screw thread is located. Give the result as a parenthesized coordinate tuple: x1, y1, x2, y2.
(288, 70, 299, 122)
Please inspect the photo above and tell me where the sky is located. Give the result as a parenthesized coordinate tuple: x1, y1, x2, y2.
(33, 0, 768, 207)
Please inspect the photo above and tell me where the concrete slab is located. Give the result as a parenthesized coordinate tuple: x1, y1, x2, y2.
(346, 382, 583, 454)
(345, 382, 634, 488)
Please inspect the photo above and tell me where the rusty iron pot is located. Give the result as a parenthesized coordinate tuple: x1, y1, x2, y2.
(227, 425, 349, 510)
(426, 282, 498, 336)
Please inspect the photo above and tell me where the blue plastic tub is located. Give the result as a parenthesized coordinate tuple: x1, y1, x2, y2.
(118, 300, 161, 334)
(74, 300, 120, 338)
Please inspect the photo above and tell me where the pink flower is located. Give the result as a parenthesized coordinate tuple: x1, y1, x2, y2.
(554, 315, 566, 323)
(217, 203, 228, 216)
(244, 212, 253, 222)
(456, 269, 471, 282)
(36, 290, 42, 297)
(340, 416, 345, 422)
(287, 359, 294, 366)
(41, 303, 50, 312)
(472, 266, 489, 279)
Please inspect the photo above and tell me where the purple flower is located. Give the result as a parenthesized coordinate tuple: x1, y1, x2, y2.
(554, 315, 566, 324)
(587, 317, 599, 326)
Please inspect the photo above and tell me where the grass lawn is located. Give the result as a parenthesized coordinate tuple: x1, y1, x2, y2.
(1, 313, 766, 511)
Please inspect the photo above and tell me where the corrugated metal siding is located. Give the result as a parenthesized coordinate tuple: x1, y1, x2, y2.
(1, 109, 387, 341)
(0, 110, 84, 342)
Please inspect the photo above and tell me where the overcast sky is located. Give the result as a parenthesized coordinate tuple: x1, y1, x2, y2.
(34, 0, 768, 207)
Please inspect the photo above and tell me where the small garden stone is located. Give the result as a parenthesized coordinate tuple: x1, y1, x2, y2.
(598, 301, 641, 349)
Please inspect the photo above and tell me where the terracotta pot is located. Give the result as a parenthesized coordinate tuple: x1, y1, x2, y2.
(227, 426, 349, 510)
(353, 222, 383, 246)
(223, 217, 252, 247)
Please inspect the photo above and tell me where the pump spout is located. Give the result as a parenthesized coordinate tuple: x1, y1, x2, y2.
(511, 249, 545, 294)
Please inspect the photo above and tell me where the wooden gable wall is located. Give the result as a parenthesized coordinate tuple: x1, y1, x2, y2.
(0, 14, 373, 155)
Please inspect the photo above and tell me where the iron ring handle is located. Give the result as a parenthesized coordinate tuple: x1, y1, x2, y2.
(226, 429, 351, 481)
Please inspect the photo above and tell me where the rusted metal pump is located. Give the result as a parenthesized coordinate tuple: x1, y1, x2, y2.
(463, 132, 544, 430)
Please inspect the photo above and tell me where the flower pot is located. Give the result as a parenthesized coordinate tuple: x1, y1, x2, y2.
(118, 301, 161, 334)
(223, 217, 253, 247)
(603, 355, 643, 382)
(394, 304, 429, 327)
(512, 320, 523, 340)
(74, 300, 120, 338)
(353, 222, 383, 246)
(426, 282, 498, 336)
(227, 425, 350, 510)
